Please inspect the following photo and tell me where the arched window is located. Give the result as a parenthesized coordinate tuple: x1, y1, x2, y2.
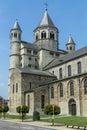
(41, 31, 46, 39)
(50, 31, 54, 40)
(41, 95, 45, 109)
(14, 33, 17, 38)
(84, 79, 87, 94)
(77, 62, 81, 74)
(60, 83, 63, 97)
(51, 87, 54, 98)
(36, 34, 38, 40)
(68, 65, 71, 76)
(70, 82, 74, 96)
(70, 46, 72, 50)
(16, 83, 18, 93)
(59, 68, 62, 79)
(13, 84, 14, 93)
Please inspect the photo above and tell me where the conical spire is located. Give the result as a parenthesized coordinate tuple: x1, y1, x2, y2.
(38, 10, 55, 27)
(12, 19, 21, 31)
(67, 35, 75, 44)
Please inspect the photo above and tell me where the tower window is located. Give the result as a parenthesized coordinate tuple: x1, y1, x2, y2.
(41, 31, 46, 39)
(29, 57, 31, 60)
(14, 33, 17, 38)
(28, 64, 31, 68)
(16, 83, 18, 93)
(27, 49, 31, 54)
(50, 31, 54, 40)
(70, 46, 72, 50)
(36, 34, 38, 40)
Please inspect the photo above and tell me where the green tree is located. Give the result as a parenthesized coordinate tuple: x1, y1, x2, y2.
(44, 104, 60, 126)
(0, 105, 9, 119)
(16, 105, 29, 121)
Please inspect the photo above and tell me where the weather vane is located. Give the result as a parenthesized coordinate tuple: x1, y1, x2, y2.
(44, 1, 48, 11)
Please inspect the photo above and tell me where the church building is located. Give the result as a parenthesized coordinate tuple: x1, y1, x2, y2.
(8, 8, 87, 116)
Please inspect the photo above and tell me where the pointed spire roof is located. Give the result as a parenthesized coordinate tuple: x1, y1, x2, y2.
(12, 20, 21, 31)
(67, 35, 75, 45)
(38, 10, 55, 27)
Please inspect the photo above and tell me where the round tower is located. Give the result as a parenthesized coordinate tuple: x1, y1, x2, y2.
(10, 20, 22, 69)
(34, 9, 59, 50)
(66, 35, 76, 53)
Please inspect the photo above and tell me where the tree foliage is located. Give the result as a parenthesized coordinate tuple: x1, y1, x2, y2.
(16, 105, 29, 114)
(44, 104, 60, 115)
(0, 105, 9, 113)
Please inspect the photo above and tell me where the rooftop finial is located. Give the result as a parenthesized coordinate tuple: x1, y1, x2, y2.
(44, 1, 48, 11)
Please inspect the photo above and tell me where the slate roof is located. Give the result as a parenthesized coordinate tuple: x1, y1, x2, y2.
(38, 10, 55, 27)
(21, 41, 39, 50)
(12, 20, 22, 31)
(43, 46, 87, 70)
(17, 67, 56, 77)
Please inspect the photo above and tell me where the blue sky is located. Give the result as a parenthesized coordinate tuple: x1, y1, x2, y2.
(0, 0, 87, 99)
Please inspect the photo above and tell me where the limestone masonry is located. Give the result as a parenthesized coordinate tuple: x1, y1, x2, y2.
(8, 9, 87, 116)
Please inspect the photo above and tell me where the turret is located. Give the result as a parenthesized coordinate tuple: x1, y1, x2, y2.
(34, 9, 59, 50)
(9, 20, 22, 69)
(66, 35, 76, 53)
(10, 20, 22, 42)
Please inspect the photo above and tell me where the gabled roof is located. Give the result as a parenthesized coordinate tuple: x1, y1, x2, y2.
(38, 10, 55, 27)
(43, 46, 87, 70)
(21, 41, 39, 50)
(16, 67, 56, 77)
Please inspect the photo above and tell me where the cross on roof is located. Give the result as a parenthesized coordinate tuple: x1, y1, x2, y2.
(44, 2, 48, 11)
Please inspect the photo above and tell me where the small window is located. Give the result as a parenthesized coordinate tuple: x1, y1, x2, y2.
(33, 50, 38, 55)
(77, 62, 81, 74)
(28, 95, 30, 107)
(70, 46, 72, 50)
(16, 83, 18, 93)
(30, 82, 31, 90)
(84, 79, 87, 94)
(51, 87, 54, 98)
(41, 95, 45, 109)
(70, 82, 74, 96)
(41, 31, 46, 39)
(35, 58, 37, 62)
(59, 68, 62, 79)
(14, 33, 17, 38)
(68, 65, 71, 76)
(27, 49, 31, 54)
(28, 64, 31, 68)
(50, 31, 54, 40)
(35, 66, 38, 69)
(50, 51, 54, 56)
(36, 34, 38, 40)
(29, 57, 31, 60)
(13, 85, 14, 93)
(60, 83, 63, 97)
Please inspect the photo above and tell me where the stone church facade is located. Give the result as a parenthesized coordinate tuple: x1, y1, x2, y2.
(8, 9, 87, 116)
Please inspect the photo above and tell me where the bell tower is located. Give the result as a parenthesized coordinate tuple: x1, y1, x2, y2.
(10, 20, 22, 69)
(34, 9, 59, 51)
